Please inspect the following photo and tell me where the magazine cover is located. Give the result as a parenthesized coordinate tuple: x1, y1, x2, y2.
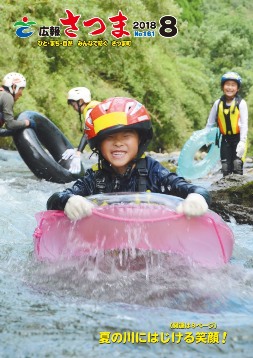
(0, 1, 253, 357)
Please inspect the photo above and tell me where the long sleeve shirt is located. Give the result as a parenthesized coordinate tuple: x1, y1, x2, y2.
(47, 156, 211, 210)
(0, 90, 27, 130)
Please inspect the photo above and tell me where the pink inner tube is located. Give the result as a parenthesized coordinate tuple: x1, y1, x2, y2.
(33, 193, 234, 268)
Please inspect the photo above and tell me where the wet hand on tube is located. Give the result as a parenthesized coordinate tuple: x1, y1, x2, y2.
(64, 195, 95, 221)
(176, 193, 208, 217)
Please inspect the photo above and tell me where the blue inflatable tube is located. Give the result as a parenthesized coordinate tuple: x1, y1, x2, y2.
(177, 128, 221, 180)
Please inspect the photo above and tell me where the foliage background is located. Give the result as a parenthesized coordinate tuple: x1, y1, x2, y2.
(1, 0, 253, 155)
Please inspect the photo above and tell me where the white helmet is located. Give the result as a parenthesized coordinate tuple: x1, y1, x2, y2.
(67, 87, 91, 104)
(3, 72, 26, 94)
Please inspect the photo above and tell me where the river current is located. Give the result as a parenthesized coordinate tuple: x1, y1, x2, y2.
(0, 149, 253, 358)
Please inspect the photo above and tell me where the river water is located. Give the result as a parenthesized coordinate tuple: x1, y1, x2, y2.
(0, 149, 253, 358)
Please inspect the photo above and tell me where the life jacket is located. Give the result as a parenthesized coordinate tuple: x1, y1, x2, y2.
(216, 95, 241, 135)
(83, 100, 100, 120)
(92, 156, 148, 193)
(77, 100, 100, 132)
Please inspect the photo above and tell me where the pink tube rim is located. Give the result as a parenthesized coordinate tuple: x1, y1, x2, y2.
(92, 206, 182, 223)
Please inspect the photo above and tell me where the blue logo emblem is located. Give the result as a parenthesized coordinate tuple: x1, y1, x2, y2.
(14, 16, 37, 38)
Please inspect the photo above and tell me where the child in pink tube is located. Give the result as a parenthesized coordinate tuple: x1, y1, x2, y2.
(47, 97, 210, 220)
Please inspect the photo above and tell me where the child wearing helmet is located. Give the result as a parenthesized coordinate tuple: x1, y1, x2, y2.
(61, 87, 100, 174)
(0, 72, 35, 132)
(47, 97, 210, 221)
(205, 71, 248, 176)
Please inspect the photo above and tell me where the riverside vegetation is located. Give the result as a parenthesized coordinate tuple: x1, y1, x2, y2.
(1, 0, 253, 156)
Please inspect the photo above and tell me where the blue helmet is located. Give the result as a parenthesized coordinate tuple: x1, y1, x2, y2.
(221, 72, 242, 88)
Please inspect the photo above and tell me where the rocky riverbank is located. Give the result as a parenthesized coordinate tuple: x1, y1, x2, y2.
(209, 172, 253, 225)
(156, 151, 253, 225)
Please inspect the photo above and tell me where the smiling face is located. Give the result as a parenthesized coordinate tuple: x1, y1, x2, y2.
(222, 80, 239, 101)
(100, 130, 140, 174)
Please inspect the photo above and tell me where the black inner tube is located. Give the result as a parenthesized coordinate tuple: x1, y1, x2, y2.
(12, 111, 84, 183)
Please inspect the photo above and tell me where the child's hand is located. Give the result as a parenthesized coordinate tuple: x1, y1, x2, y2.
(236, 141, 245, 158)
(64, 195, 95, 221)
(69, 155, 81, 174)
(176, 193, 208, 217)
(62, 148, 76, 160)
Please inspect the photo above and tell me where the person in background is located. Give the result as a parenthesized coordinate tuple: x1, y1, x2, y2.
(205, 71, 248, 176)
(47, 97, 210, 221)
(61, 87, 100, 174)
(0, 72, 36, 131)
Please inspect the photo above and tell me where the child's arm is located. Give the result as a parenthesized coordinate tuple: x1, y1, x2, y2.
(238, 99, 248, 142)
(47, 169, 96, 211)
(205, 99, 219, 129)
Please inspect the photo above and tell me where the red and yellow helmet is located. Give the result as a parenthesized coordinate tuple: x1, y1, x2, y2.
(85, 97, 153, 156)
